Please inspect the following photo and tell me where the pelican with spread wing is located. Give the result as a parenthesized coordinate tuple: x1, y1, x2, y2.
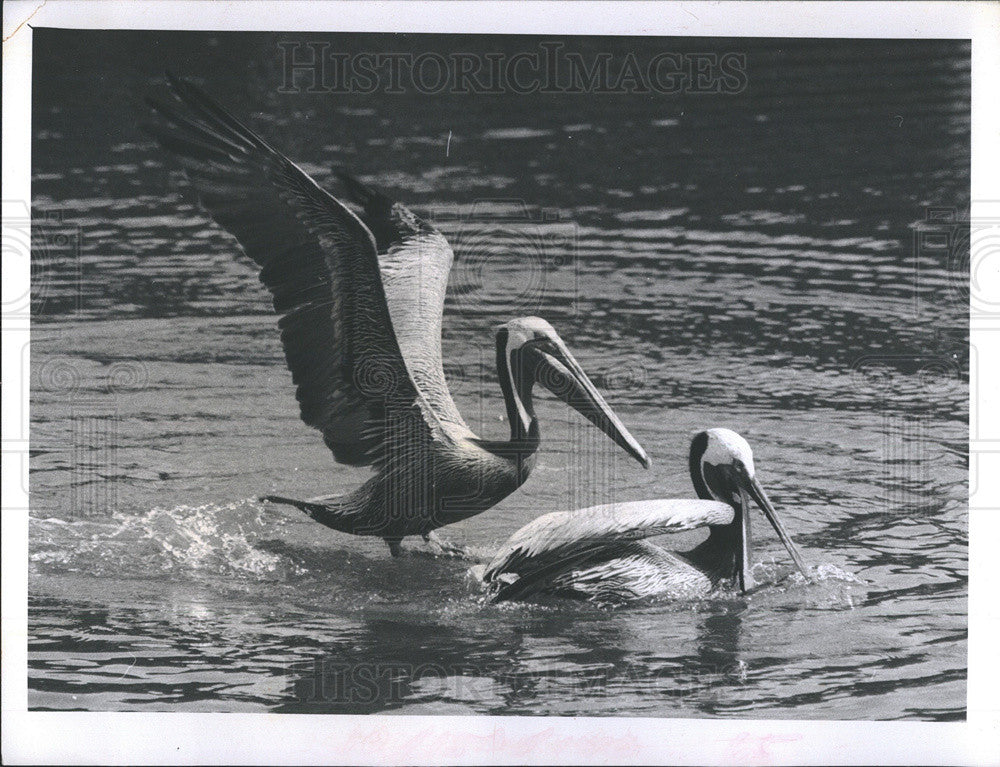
(146, 75, 649, 556)
(478, 429, 809, 602)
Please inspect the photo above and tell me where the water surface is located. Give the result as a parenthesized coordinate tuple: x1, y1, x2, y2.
(29, 32, 968, 719)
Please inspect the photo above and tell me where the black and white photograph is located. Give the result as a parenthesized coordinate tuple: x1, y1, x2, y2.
(3, 2, 998, 764)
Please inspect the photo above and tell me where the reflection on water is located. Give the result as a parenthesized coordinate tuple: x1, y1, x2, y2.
(28, 31, 967, 719)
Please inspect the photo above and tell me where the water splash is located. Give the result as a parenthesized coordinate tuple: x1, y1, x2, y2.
(750, 558, 868, 610)
(30, 500, 300, 581)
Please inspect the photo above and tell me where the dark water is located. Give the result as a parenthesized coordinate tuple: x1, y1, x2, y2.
(29, 32, 968, 718)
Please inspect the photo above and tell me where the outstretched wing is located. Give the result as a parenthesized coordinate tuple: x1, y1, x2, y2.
(336, 172, 469, 432)
(482, 499, 734, 592)
(145, 74, 452, 466)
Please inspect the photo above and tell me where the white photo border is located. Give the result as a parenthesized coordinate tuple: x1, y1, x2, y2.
(3, 2, 997, 765)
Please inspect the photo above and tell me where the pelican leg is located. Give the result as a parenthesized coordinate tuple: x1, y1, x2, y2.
(422, 531, 470, 559)
(385, 538, 404, 557)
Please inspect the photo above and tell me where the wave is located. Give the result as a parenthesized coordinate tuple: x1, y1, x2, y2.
(29, 500, 301, 581)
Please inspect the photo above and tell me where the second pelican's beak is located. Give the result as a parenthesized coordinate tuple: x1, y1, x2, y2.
(742, 472, 810, 579)
(738, 487, 756, 592)
(530, 337, 651, 469)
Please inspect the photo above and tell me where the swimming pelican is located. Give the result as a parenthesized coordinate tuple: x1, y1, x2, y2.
(145, 75, 650, 557)
(478, 429, 809, 602)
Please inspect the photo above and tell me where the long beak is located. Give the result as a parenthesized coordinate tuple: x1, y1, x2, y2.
(745, 474, 810, 579)
(738, 488, 756, 592)
(533, 340, 651, 469)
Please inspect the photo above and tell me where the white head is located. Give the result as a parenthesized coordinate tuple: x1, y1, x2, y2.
(497, 316, 559, 351)
(700, 428, 756, 481)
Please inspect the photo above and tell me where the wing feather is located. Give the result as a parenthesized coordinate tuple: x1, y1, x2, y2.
(483, 499, 734, 590)
(337, 172, 470, 433)
(146, 75, 451, 466)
